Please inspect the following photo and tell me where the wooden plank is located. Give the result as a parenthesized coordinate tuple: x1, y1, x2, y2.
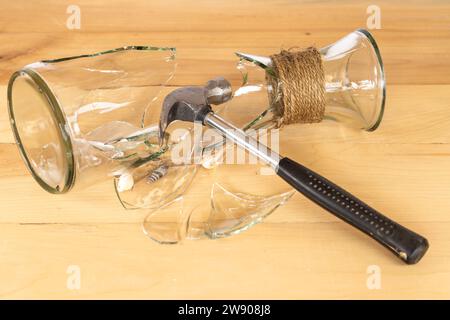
(0, 0, 449, 33)
(0, 222, 446, 299)
(0, 0, 449, 299)
(2, 85, 450, 144)
(0, 30, 449, 85)
(0, 142, 449, 224)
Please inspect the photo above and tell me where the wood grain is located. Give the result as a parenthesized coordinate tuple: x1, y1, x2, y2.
(0, 0, 449, 299)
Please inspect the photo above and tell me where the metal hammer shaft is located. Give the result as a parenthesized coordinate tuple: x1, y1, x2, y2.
(204, 113, 280, 169)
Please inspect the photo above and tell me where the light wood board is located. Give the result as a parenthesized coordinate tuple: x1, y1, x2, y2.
(0, 0, 449, 299)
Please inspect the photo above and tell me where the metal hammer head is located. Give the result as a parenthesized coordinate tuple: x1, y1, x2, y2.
(159, 77, 232, 139)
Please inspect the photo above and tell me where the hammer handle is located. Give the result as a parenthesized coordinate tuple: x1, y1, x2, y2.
(277, 157, 429, 264)
(204, 113, 429, 264)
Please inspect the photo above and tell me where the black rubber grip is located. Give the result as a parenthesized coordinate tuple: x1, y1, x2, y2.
(277, 157, 429, 264)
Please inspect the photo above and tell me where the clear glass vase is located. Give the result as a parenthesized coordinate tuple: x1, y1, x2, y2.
(8, 29, 386, 244)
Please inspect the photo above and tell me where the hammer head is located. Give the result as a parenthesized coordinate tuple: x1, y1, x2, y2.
(159, 77, 232, 139)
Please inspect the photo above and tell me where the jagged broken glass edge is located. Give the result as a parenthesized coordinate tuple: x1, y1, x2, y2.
(40, 45, 176, 64)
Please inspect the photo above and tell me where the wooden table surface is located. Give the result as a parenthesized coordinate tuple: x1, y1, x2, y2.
(0, 0, 449, 299)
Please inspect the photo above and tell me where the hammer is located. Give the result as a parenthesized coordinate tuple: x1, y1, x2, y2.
(159, 77, 429, 264)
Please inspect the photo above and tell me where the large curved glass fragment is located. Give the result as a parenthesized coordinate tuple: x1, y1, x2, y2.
(8, 46, 179, 194)
(204, 183, 294, 239)
(143, 179, 294, 244)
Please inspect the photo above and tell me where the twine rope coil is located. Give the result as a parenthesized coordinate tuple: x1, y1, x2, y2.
(267, 47, 326, 126)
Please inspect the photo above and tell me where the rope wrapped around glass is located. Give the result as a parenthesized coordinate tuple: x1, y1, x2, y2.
(138, 29, 387, 244)
(7, 30, 386, 247)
